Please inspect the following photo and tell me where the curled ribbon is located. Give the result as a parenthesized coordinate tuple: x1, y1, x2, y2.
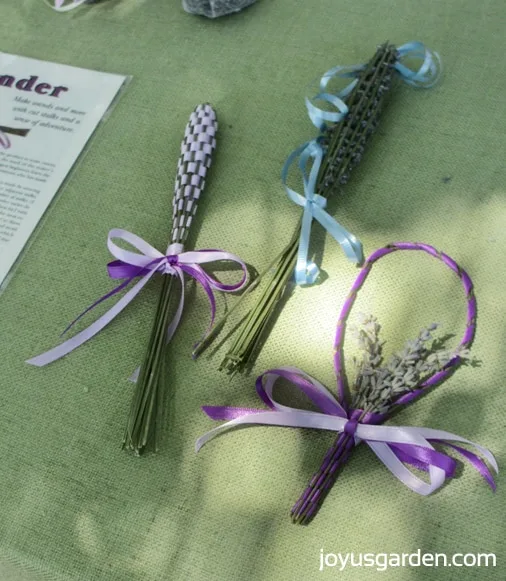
(305, 64, 363, 132)
(395, 41, 442, 88)
(305, 41, 441, 130)
(26, 228, 248, 367)
(282, 140, 363, 285)
(196, 367, 498, 495)
(0, 130, 11, 149)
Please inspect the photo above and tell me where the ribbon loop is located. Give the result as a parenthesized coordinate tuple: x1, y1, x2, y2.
(395, 41, 442, 88)
(27, 229, 248, 367)
(197, 367, 497, 494)
(305, 64, 364, 131)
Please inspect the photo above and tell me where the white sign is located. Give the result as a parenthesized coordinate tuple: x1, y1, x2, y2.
(0, 52, 127, 288)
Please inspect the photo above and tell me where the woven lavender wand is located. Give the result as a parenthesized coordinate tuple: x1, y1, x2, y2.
(27, 103, 247, 452)
(123, 104, 219, 454)
(194, 41, 441, 375)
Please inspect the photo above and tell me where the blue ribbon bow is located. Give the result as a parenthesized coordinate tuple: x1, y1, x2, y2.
(282, 140, 363, 285)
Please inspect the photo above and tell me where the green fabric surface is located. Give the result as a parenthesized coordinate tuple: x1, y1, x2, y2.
(1, 0, 505, 579)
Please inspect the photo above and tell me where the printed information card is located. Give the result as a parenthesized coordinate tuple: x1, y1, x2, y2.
(0, 53, 128, 288)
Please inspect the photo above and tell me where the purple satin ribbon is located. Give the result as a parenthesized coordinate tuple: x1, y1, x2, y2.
(196, 367, 498, 495)
(27, 228, 248, 368)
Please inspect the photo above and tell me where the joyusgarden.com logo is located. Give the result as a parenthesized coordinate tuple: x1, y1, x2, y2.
(319, 549, 496, 572)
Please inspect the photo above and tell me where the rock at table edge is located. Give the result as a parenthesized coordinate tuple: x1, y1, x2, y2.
(183, 0, 258, 18)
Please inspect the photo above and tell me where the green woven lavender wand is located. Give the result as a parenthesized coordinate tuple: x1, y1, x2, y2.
(194, 42, 441, 374)
(27, 104, 248, 455)
(197, 243, 497, 523)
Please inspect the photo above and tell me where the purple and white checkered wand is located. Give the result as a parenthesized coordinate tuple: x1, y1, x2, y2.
(123, 104, 217, 455)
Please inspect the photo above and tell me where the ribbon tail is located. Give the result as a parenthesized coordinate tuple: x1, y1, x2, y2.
(26, 270, 157, 367)
(313, 205, 363, 264)
(409, 427, 499, 475)
(367, 440, 446, 495)
(196, 411, 284, 452)
(50, 0, 91, 12)
(202, 405, 266, 421)
(60, 275, 136, 337)
(295, 201, 318, 285)
(283, 140, 325, 285)
(431, 441, 497, 491)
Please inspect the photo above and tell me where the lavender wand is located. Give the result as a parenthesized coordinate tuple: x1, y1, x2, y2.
(291, 243, 477, 523)
(123, 104, 218, 455)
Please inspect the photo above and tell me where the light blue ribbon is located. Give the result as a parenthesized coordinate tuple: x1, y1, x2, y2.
(282, 139, 363, 285)
(395, 41, 442, 88)
(305, 64, 364, 131)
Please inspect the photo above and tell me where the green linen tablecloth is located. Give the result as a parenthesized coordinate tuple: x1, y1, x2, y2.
(1, 1, 505, 579)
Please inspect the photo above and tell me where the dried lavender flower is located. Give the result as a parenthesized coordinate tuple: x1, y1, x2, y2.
(349, 316, 472, 414)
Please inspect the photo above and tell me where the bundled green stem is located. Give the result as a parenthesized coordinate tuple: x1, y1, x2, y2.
(194, 43, 398, 373)
(123, 276, 175, 453)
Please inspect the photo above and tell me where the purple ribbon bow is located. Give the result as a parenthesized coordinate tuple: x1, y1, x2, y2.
(27, 228, 248, 368)
(197, 367, 497, 495)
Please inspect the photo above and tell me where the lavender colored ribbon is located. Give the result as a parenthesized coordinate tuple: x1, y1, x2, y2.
(27, 228, 248, 367)
(0, 130, 11, 149)
(196, 367, 498, 495)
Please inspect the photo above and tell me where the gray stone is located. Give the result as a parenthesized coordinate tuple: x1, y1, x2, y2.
(182, 0, 257, 18)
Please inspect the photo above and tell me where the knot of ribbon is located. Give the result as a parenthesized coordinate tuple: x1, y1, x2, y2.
(27, 228, 248, 368)
(284, 41, 441, 285)
(196, 366, 498, 495)
(344, 418, 359, 438)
